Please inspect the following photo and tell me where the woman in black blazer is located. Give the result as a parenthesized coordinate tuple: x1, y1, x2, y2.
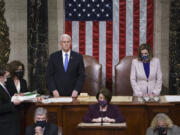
(6, 60, 28, 96)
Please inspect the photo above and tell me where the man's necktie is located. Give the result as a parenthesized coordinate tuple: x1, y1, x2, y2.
(64, 53, 68, 72)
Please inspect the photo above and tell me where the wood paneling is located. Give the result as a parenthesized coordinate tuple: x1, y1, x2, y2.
(24, 102, 180, 135)
(77, 126, 127, 135)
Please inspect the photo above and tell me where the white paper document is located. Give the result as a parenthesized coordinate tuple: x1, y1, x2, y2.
(42, 97, 73, 104)
(78, 122, 127, 127)
(11, 93, 38, 102)
(164, 95, 180, 102)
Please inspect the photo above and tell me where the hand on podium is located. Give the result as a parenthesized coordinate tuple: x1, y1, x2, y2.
(92, 117, 102, 123)
(103, 117, 115, 123)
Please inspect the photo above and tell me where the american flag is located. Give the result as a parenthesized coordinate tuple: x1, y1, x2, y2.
(65, 0, 154, 91)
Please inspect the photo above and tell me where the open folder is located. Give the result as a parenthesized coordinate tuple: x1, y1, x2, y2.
(11, 92, 38, 102)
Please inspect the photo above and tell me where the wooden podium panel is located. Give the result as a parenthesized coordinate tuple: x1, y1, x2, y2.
(119, 105, 146, 135)
(62, 105, 88, 135)
(77, 123, 127, 135)
(23, 100, 179, 135)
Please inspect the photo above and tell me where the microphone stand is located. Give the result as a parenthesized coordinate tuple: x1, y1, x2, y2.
(100, 111, 103, 126)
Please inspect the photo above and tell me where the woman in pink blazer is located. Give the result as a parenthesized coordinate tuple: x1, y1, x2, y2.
(130, 43, 162, 97)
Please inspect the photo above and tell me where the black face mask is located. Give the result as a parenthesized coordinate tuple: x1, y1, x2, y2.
(35, 120, 47, 128)
(14, 71, 24, 79)
(157, 127, 167, 135)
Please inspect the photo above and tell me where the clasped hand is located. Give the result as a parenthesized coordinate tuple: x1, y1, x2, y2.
(35, 126, 43, 135)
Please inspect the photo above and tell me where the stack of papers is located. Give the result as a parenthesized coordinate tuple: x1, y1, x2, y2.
(42, 97, 72, 104)
(164, 95, 180, 102)
(78, 122, 127, 127)
(11, 92, 38, 102)
(111, 96, 132, 102)
(77, 93, 90, 101)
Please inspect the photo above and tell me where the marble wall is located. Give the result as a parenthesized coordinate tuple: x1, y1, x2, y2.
(154, 0, 170, 93)
(48, 0, 64, 54)
(4, 0, 28, 80)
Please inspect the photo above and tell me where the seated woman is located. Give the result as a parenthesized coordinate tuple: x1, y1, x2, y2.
(130, 43, 162, 97)
(82, 88, 125, 123)
(146, 113, 180, 135)
(6, 60, 28, 96)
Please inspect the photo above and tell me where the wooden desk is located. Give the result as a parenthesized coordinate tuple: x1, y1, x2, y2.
(24, 99, 180, 135)
(77, 123, 127, 135)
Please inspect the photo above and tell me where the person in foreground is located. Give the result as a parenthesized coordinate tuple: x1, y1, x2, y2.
(0, 65, 22, 135)
(6, 60, 28, 96)
(130, 43, 162, 97)
(25, 107, 58, 135)
(82, 87, 125, 123)
(146, 113, 180, 135)
(46, 34, 85, 97)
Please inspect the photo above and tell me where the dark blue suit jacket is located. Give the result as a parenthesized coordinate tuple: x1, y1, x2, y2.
(0, 85, 20, 135)
(46, 50, 85, 96)
(82, 104, 126, 123)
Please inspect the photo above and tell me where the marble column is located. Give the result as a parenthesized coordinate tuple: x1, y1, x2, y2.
(0, 0, 10, 65)
(27, 0, 48, 93)
(153, 0, 170, 94)
(169, 0, 180, 94)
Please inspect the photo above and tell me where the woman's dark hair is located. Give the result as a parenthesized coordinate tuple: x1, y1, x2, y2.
(8, 60, 24, 78)
(137, 43, 153, 61)
(96, 87, 112, 103)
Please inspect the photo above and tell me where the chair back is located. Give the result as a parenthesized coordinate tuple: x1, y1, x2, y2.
(82, 55, 102, 95)
(115, 56, 137, 95)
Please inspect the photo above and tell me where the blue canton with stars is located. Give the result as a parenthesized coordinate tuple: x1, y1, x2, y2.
(65, 0, 112, 21)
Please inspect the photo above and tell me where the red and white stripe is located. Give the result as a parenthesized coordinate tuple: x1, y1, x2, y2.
(65, 0, 154, 91)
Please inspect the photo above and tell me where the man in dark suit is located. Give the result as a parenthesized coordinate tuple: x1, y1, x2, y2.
(46, 34, 85, 97)
(25, 107, 58, 135)
(0, 65, 22, 135)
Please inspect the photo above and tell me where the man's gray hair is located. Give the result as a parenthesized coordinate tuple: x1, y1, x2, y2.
(60, 34, 71, 41)
(34, 107, 48, 117)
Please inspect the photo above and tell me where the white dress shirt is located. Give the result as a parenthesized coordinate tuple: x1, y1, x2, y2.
(16, 80, 21, 93)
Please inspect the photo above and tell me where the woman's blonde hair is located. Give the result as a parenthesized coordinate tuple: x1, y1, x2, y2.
(150, 113, 173, 129)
